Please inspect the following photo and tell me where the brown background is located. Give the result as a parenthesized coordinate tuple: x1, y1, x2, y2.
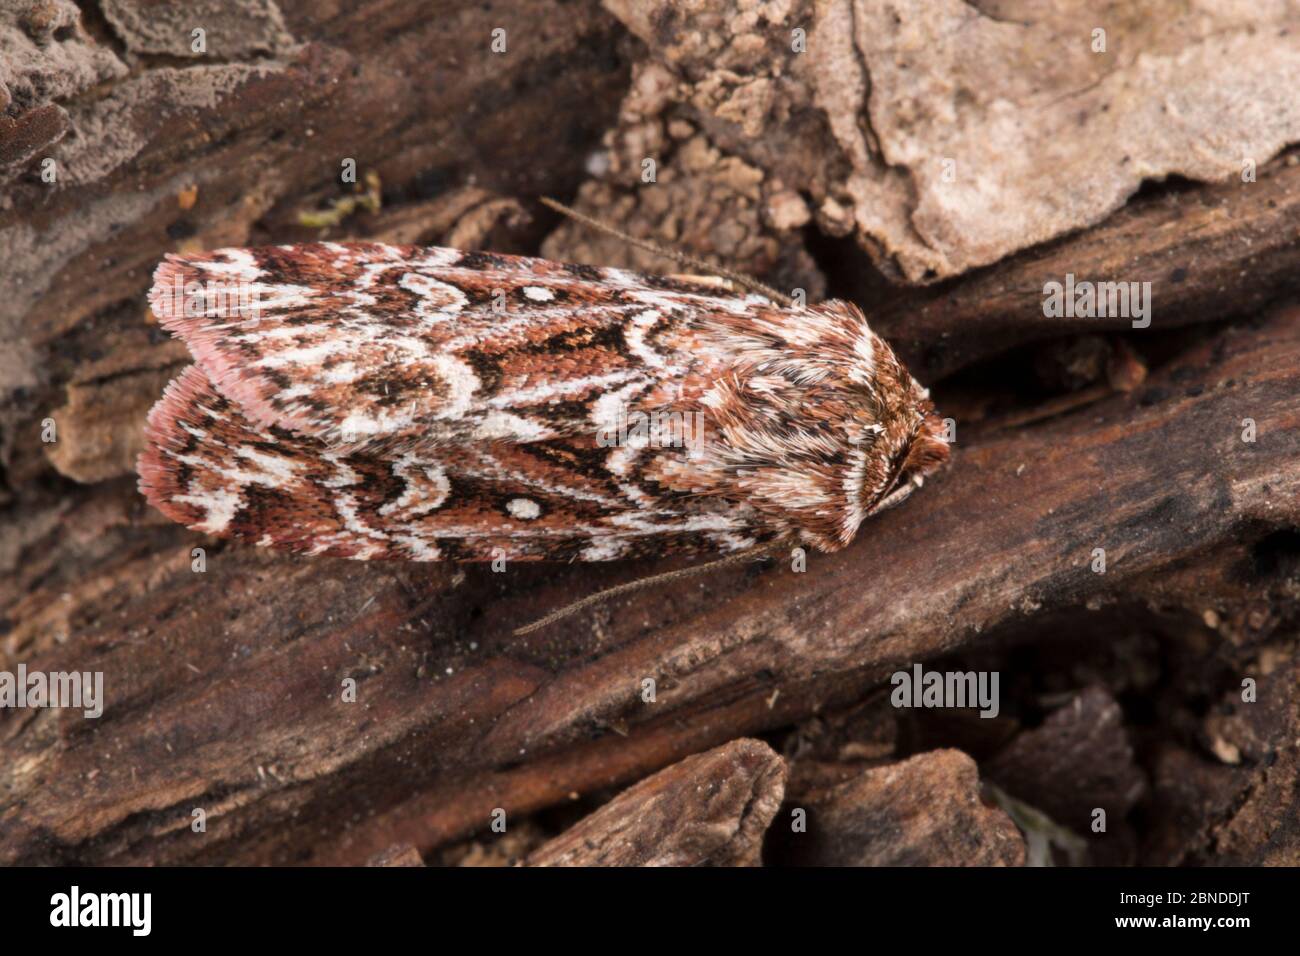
(1, 0, 1298, 866)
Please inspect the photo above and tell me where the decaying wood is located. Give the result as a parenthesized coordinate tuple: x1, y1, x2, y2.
(768, 749, 1025, 867)
(572, 0, 1300, 283)
(366, 844, 424, 867)
(1145, 649, 1300, 866)
(871, 155, 1300, 380)
(526, 739, 786, 867)
(3, 302, 1297, 864)
(3, 0, 1300, 868)
(984, 687, 1145, 842)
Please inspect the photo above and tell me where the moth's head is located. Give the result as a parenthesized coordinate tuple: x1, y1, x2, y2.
(711, 297, 949, 548)
(863, 364, 950, 517)
(899, 401, 950, 483)
(815, 299, 949, 519)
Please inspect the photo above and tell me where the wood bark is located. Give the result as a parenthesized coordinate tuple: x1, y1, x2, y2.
(526, 739, 786, 867)
(4, 303, 1298, 864)
(2, 0, 1299, 866)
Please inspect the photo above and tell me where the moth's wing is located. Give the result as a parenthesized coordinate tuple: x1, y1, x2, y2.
(139, 366, 773, 561)
(149, 243, 765, 453)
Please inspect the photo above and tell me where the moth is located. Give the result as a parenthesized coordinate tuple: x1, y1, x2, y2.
(138, 237, 949, 564)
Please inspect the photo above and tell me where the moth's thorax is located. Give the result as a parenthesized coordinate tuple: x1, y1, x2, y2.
(649, 298, 949, 552)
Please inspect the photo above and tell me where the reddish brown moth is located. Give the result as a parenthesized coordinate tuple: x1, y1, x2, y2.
(138, 242, 949, 561)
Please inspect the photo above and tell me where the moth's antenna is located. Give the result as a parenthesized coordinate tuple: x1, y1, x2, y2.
(513, 542, 780, 636)
(539, 196, 794, 308)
